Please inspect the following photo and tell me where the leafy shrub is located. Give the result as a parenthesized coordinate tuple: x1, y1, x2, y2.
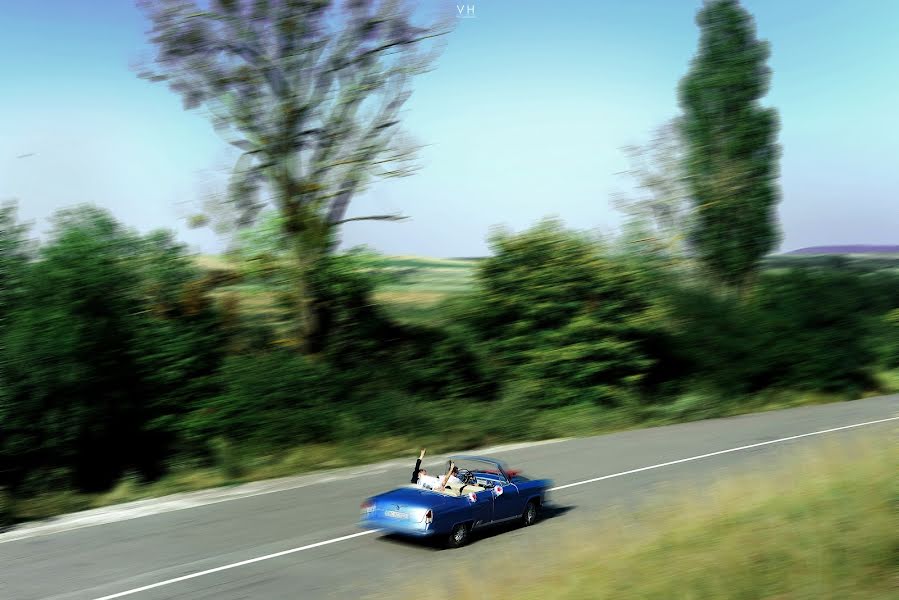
(753, 269, 875, 393)
(464, 219, 661, 408)
(667, 287, 769, 394)
(186, 351, 335, 451)
(209, 437, 244, 480)
(877, 309, 899, 369)
(670, 268, 878, 395)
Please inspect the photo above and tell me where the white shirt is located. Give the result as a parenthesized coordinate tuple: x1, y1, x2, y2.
(416, 474, 441, 490)
(417, 474, 462, 490)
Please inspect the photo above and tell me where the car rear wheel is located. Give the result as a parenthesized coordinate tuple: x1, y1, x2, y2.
(447, 523, 470, 548)
(522, 500, 539, 527)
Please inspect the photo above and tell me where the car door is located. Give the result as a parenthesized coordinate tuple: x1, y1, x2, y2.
(465, 488, 494, 528)
(490, 478, 522, 521)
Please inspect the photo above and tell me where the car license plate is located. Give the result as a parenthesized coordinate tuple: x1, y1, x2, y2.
(384, 510, 408, 519)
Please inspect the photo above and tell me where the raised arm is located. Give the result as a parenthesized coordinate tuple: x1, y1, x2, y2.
(411, 448, 426, 484)
(437, 461, 455, 491)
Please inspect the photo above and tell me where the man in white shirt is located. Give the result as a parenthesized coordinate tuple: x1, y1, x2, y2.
(414, 462, 462, 491)
(415, 470, 443, 490)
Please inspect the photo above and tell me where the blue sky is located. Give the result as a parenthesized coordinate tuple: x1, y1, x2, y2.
(1, 0, 897, 256)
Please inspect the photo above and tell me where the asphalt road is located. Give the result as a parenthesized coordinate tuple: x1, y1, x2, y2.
(1, 396, 896, 600)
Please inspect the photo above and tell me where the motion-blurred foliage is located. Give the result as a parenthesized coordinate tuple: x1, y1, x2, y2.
(0, 205, 224, 492)
(670, 267, 896, 396)
(1, 203, 897, 506)
(679, 0, 781, 296)
(461, 219, 665, 408)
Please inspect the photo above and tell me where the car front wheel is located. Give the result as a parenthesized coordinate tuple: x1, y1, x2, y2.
(522, 500, 539, 527)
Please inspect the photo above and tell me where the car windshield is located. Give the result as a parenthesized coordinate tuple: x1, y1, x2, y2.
(446, 457, 512, 484)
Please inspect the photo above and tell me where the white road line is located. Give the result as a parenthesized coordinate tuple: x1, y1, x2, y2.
(90, 530, 380, 600)
(547, 416, 898, 492)
(89, 415, 897, 600)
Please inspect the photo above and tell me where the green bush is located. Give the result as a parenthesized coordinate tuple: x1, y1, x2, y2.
(753, 269, 875, 392)
(209, 437, 244, 480)
(670, 269, 878, 395)
(668, 287, 769, 395)
(876, 309, 899, 369)
(187, 351, 335, 451)
(464, 219, 661, 408)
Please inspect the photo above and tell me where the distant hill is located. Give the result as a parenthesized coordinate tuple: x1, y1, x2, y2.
(785, 245, 899, 255)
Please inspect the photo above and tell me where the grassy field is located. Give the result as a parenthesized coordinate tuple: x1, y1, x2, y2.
(196, 252, 899, 328)
(195, 253, 480, 327)
(761, 253, 899, 273)
(392, 430, 898, 600)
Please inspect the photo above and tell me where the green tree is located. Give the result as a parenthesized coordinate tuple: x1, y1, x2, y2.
(0, 201, 33, 334)
(678, 0, 781, 297)
(2, 208, 147, 490)
(0, 202, 34, 497)
(0, 207, 223, 492)
(137, 0, 449, 353)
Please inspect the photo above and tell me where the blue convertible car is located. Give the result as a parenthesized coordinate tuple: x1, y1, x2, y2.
(359, 455, 552, 548)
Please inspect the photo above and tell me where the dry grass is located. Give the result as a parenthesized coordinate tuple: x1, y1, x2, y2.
(392, 431, 898, 600)
(373, 290, 449, 305)
(193, 254, 237, 271)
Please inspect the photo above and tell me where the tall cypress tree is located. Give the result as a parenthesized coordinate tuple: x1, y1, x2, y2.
(678, 0, 781, 296)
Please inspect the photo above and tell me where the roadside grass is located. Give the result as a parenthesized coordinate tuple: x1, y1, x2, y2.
(393, 431, 898, 600)
(875, 369, 899, 394)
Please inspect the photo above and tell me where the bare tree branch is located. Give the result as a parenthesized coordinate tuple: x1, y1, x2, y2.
(334, 214, 408, 225)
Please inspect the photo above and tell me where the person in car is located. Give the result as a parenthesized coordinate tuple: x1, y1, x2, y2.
(442, 465, 463, 488)
(411, 450, 462, 491)
(416, 469, 443, 490)
(411, 448, 426, 483)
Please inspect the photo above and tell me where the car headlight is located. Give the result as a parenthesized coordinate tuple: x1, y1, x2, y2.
(360, 500, 375, 515)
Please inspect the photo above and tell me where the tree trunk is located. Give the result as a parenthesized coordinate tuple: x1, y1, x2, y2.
(293, 237, 320, 356)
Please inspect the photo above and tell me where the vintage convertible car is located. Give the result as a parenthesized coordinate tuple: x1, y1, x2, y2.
(359, 455, 552, 548)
